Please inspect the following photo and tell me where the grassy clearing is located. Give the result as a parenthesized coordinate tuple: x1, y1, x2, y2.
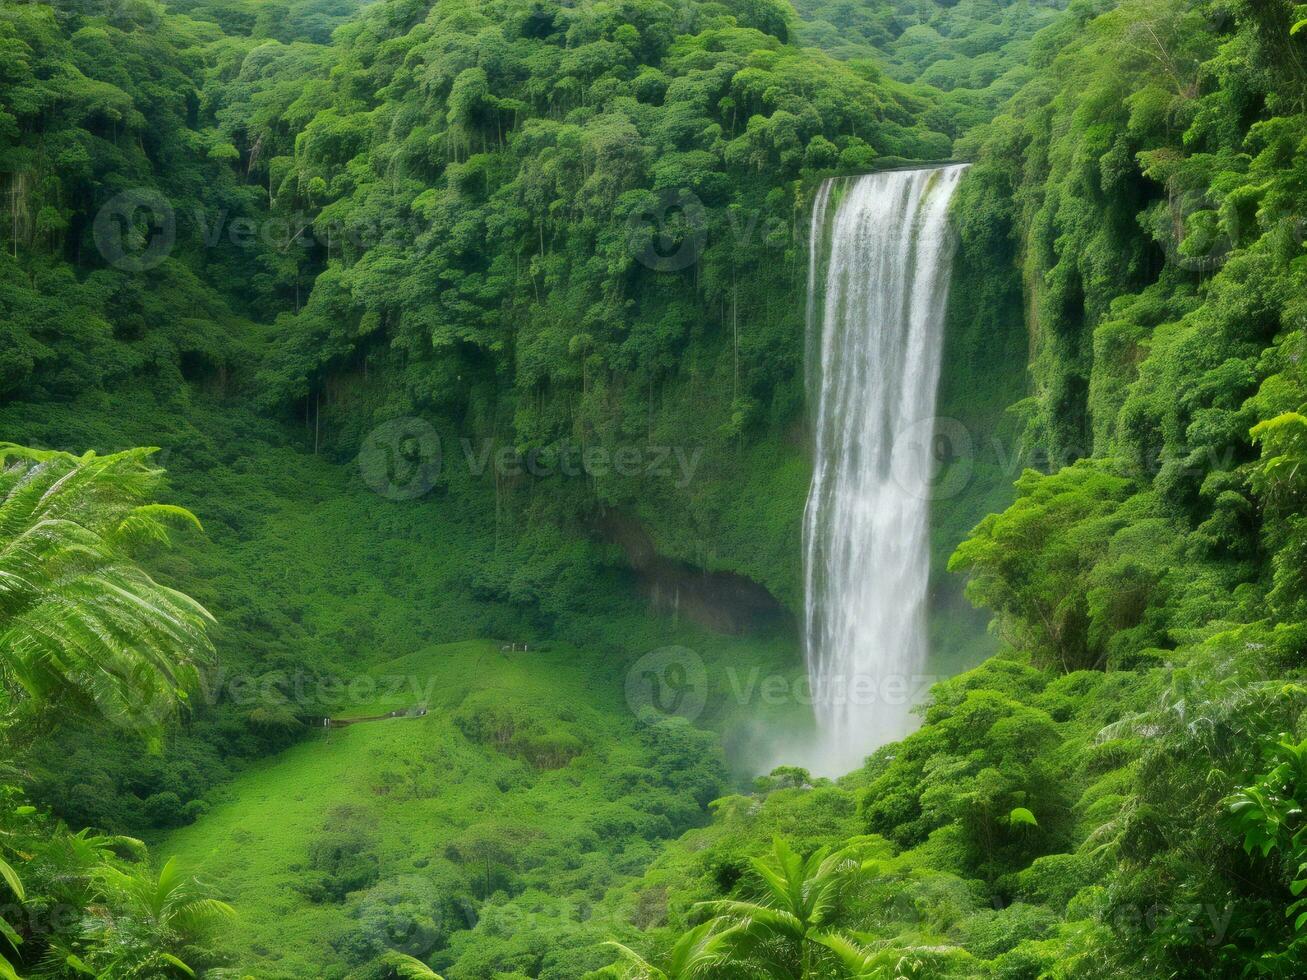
(159, 641, 615, 975)
(159, 638, 806, 977)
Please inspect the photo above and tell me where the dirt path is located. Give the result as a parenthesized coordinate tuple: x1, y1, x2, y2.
(316, 706, 428, 728)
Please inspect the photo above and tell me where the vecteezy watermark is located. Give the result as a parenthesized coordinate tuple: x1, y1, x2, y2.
(625, 188, 708, 272)
(1107, 900, 1233, 946)
(357, 418, 705, 499)
(623, 188, 797, 273)
(1159, 183, 1240, 273)
(113, 660, 193, 735)
(1153, 183, 1306, 274)
(89, 195, 426, 273)
(357, 417, 443, 501)
(110, 668, 445, 735)
(624, 646, 708, 722)
(192, 207, 402, 253)
(193, 668, 442, 712)
(621, 646, 939, 723)
(890, 415, 976, 501)
(457, 439, 703, 486)
(352, 874, 446, 957)
(92, 188, 175, 272)
(868, 413, 1264, 503)
(725, 667, 937, 709)
(0, 901, 83, 939)
(87, 183, 808, 278)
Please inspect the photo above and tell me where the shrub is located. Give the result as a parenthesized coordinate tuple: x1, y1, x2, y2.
(307, 830, 381, 902)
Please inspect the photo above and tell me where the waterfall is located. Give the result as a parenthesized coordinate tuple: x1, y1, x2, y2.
(802, 165, 967, 775)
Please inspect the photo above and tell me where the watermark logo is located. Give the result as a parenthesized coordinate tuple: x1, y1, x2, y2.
(624, 646, 707, 722)
(890, 416, 976, 501)
(1108, 900, 1233, 946)
(195, 668, 440, 713)
(357, 420, 703, 500)
(15, 0, 162, 30)
(354, 874, 445, 958)
(1152, 180, 1243, 274)
(626, 188, 707, 272)
(726, 668, 937, 709)
(93, 188, 175, 272)
(357, 417, 442, 501)
(115, 661, 188, 736)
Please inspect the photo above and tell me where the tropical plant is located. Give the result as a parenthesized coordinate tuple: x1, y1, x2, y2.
(0, 444, 215, 742)
(610, 836, 935, 979)
(71, 851, 232, 976)
(0, 853, 22, 980)
(607, 920, 754, 979)
(810, 933, 925, 979)
(0, 442, 225, 975)
(1251, 411, 1307, 491)
(1, 787, 233, 980)
(94, 855, 235, 935)
(1225, 734, 1307, 971)
(691, 837, 878, 977)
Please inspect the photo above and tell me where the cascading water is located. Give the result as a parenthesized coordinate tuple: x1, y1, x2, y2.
(802, 165, 967, 775)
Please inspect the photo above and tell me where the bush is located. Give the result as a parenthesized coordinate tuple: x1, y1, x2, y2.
(307, 830, 380, 902)
(144, 791, 186, 828)
(955, 902, 1059, 959)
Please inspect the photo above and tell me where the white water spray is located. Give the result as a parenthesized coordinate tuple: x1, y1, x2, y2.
(801, 165, 967, 775)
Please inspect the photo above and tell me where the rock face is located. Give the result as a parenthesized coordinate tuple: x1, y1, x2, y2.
(594, 510, 788, 635)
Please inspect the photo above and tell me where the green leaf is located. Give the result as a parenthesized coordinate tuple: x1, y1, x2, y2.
(0, 859, 23, 902)
(159, 952, 194, 976)
(0, 916, 21, 950)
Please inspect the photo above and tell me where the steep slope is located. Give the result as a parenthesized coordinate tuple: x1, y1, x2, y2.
(226, 0, 964, 609)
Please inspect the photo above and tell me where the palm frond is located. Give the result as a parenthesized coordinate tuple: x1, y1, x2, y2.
(0, 447, 214, 738)
(0, 857, 23, 902)
(169, 898, 237, 935)
(605, 940, 669, 979)
(812, 931, 880, 976)
(694, 900, 806, 943)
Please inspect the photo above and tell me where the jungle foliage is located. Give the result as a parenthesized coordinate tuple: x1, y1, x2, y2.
(0, 445, 231, 977)
(6, 0, 1307, 978)
(604, 1, 1307, 978)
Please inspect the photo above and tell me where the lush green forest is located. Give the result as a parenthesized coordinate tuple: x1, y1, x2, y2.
(3, 0, 1307, 977)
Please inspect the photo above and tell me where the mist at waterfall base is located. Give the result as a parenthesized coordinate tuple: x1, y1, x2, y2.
(774, 164, 969, 778)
